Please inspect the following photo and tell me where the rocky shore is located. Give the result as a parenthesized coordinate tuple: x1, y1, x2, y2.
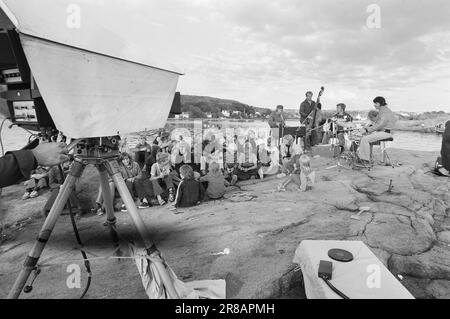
(0, 148, 449, 299)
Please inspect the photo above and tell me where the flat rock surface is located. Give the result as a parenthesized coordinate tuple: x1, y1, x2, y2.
(0, 148, 449, 299)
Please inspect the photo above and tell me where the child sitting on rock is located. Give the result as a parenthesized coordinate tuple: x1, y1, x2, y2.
(174, 165, 205, 208)
(278, 155, 315, 192)
(279, 143, 303, 177)
(44, 161, 83, 217)
(151, 152, 176, 205)
(200, 162, 230, 200)
(22, 166, 49, 200)
(223, 165, 238, 186)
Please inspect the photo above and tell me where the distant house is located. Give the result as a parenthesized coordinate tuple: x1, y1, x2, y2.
(355, 114, 362, 121)
(205, 112, 213, 119)
(232, 110, 241, 115)
(221, 110, 230, 117)
(174, 114, 181, 119)
(181, 112, 190, 119)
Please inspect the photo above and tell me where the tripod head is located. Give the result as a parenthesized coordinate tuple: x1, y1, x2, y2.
(72, 136, 122, 164)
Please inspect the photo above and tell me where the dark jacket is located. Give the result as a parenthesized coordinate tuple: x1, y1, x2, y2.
(299, 99, 316, 122)
(175, 178, 205, 208)
(142, 145, 160, 177)
(0, 150, 37, 188)
(442, 121, 450, 171)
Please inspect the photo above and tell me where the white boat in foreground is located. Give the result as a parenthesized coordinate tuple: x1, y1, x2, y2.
(0, 0, 183, 138)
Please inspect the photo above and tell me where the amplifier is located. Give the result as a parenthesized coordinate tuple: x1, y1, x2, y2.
(1, 89, 32, 101)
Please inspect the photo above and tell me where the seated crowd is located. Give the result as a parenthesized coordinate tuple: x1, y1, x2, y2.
(93, 130, 315, 214)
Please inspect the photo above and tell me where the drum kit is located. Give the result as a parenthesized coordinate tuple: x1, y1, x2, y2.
(324, 118, 369, 170)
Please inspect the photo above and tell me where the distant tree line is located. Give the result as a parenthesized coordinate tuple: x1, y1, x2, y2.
(397, 111, 449, 121)
(180, 100, 272, 119)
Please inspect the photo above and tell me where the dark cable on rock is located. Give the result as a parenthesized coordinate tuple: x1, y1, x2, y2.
(58, 164, 92, 299)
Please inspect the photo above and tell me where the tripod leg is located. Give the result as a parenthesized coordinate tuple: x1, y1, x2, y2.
(97, 165, 121, 253)
(104, 159, 180, 299)
(7, 161, 84, 299)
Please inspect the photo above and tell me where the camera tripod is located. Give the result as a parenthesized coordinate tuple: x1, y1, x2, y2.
(7, 137, 179, 299)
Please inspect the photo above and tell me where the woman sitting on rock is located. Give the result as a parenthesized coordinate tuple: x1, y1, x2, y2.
(236, 140, 259, 181)
(258, 137, 280, 180)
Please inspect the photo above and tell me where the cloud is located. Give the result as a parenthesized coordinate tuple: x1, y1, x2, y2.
(54, 0, 450, 111)
(218, 1, 449, 85)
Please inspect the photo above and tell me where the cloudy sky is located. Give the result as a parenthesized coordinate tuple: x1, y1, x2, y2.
(9, 0, 450, 112)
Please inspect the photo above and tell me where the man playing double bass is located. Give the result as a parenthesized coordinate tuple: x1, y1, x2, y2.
(299, 90, 322, 149)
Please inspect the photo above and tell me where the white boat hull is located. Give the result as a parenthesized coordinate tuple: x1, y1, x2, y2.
(20, 34, 180, 138)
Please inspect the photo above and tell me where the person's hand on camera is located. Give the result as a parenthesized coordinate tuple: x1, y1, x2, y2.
(31, 142, 69, 167)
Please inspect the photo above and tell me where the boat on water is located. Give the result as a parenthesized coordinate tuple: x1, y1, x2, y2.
(0, 0, 183, 138)
(435, 123, 445, 134)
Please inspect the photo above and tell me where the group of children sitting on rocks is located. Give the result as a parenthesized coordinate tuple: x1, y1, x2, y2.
(90, 131, 316, 214)
(21, 129, 316, 215)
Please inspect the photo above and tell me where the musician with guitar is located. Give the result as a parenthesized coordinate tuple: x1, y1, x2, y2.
(332, 103, 354, 153)
(299, 88, 324, 149)
(357, 96, 397, 164)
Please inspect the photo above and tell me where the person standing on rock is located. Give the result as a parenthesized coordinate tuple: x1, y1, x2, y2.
(299, 91, 317, 149)
(357, 97, 397, 164)
(436, 120, 450, 176)
(268, 105, 286, 147)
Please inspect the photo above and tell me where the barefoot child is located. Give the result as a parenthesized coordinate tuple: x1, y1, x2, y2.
(298, 155, 316, 191)
(278, 155, 315, 192)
